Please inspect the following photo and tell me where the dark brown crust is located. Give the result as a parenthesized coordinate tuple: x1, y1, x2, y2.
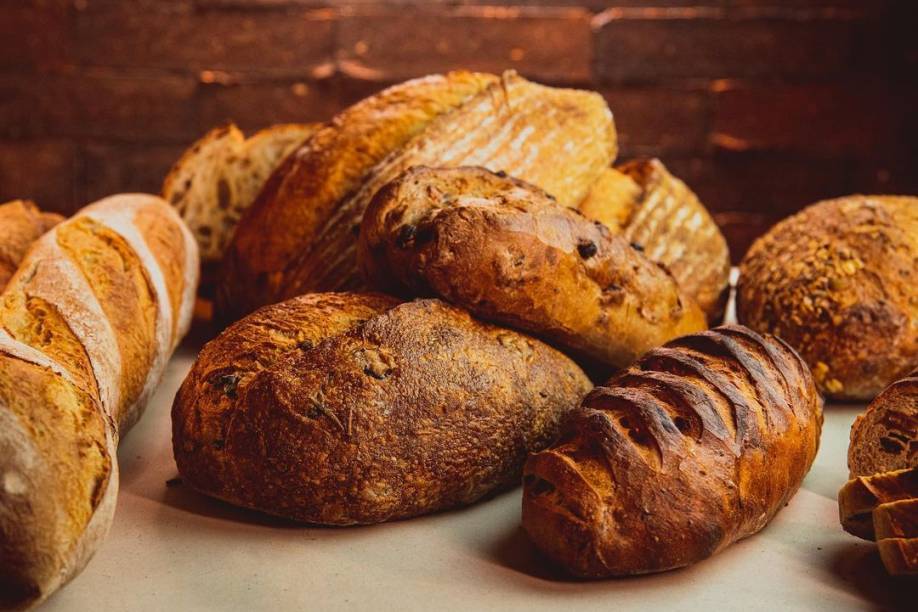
(0, 200, 63, 292)
(737, 195, 918, 400)
(521, 324, 822, 577)
(359, 166, 706, 373)
(848, 369, 918, 478)
(173, 294, 592, 524)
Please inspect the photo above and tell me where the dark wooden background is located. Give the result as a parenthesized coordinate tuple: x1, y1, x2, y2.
(2, 0, 916, 259)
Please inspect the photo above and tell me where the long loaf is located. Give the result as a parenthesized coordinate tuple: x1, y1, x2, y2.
(0, 194, 198, 607)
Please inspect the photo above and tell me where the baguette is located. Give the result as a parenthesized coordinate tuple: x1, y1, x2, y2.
(838, 468, 918, 540)
(737, 195, 918, 400)
(173, 295, 591, 525)
(0, 200, 64, 292)
(848, 369, 917, 478)
(217, 71, 498, 321)
(522, 325, 822, 577)
(163, 122, 319, 262)
(0, 194, 198, 607)
(359, 166, 705, 373)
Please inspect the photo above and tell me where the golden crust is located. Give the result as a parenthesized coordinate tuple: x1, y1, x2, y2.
(217, 71, 497, 321)
(877, 537, 918, 575)
(579, 161, 731, 323)
(0, 200, 63, 292)
(838, 467, 918, 540)
(737, 195, 918, 400)
(173, 294, 592, 524)
(359, 166, 705, 373)
(522, 325, 822, 577)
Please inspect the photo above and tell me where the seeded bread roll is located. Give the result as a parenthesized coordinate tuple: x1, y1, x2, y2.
(579, 160, 731, 323)
(737, 195, 918, 400)
(0, 200, 64, 291)
(848, 369, 918, 477)
(173, 295, 591, 525)
(0, 195, 198, 607)
(522, 325, 822, 577)
(359, 166, 705, 373)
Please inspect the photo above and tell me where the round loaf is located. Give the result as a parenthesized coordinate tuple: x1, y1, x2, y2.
(522, 325, 822, 577)
(359, 166, 706, 374)
(737, 195, 918, 400)
(173, 294, 592, 524)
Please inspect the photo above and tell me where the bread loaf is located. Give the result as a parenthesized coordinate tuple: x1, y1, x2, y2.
(579, 160, 731, 323)
(839, 467, 918, 540)
(173, 294, 591, 525)
(218, 71, 617, 321)
(877, 537, 918, 575)
(848, 369, 917, 478)
(0, 194, 198, 607)
(522, 324, 822, 577)
(874, 499, 918, 575)
(737, 195, 918, 400)
(359, 166, 705, 373)
(217, 71, 497, 321)
(0, 200, 64, 291)
(163, 122, 319, 263)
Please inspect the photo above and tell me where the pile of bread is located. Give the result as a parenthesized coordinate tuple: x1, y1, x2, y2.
(0, 70, 914, 607)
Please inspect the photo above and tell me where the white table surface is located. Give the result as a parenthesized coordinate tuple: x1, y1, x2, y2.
(41, 331, 915, 611)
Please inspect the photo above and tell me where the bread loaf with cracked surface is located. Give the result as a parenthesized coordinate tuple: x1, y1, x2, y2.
(737, 195, 918, 400)
(359, 166, 705, 373)
(173, 294, 591, 525)
(522, 325, 822, 577)
(0, 200, 64, 292)
(0, 194, 198, 607)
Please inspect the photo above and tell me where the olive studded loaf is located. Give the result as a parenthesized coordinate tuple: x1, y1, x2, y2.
(522, 325, 822, 577)
(737, 195, 918, 400)
(359, 166, 706, 373)
(0, 195, 198, 608)
(173, 294, 592, 525)
(848, 368, 917, 478)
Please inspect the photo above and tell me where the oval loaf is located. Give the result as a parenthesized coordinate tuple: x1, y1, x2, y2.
(737, 195, 918, 400)
(522, 325, 822, 577)
(359, 166, 706, 373)
(173, 294, 592, 525)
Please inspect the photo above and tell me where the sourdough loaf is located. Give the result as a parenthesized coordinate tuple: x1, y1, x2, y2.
(522, 325, 822, 577)
(737, 195, 918, 400)
(173, 294, 591, 524)
(0, 194, 198, 607)
(848, 369, 918, 477)
(359, 166, 705, 373)
(0, 200, 63, 292)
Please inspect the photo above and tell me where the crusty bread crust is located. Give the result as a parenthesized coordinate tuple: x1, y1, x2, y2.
(0, 200, 64, 292)
(359, 166, 704, 373)
(874, 498, 918, 540)
(877, 537, 918, 575)
(522, 325, 822, 577)
(848, 369, 918, 478)
(173, 294, 591, 525)
(737, 195, 918, 400)
(579, 161, 731, 324)
(0, 195, 198, 607)
(838, 467, 918, 540)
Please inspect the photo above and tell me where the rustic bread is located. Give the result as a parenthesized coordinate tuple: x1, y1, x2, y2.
(579, 160, 731, 323)
(0, 194, 198, 607)
(838, 468, 918, 540)
(737, 195, 918, 400)
(173, 295, 591, 525)
(874, 498, 918, 540)
(217, 71, 497, 321)
(877, 537, 918, 575)
(522, 324, 822, 577)
(359, 166, 705, 374)
(163, 122, 318, 262)
(218, 71, 617, 322)
(848, 369, 918, 477)
(0, 199, 64, 291)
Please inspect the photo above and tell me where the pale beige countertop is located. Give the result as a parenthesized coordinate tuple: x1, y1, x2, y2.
(42, 331, 914, 611)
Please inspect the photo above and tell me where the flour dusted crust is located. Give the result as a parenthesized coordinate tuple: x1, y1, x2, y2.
(0, 194, 198, 607)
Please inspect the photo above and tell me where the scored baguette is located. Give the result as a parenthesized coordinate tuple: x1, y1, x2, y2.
(163, 122, 318, 263)
(522, 325, 822, 577)
(359, 166, 704, 373)
(578, 160, 731, 323)
(0, 194, 198, 607)
(0, 200, 64, 292)
(173, 294, 591, 525)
